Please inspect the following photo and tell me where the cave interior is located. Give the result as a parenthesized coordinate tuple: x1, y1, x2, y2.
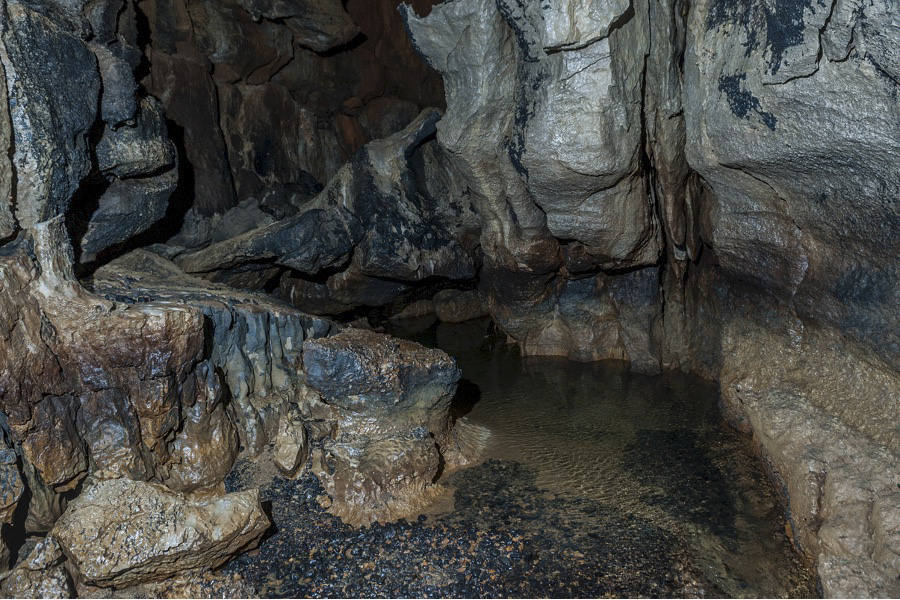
(0, 0, 897, 597)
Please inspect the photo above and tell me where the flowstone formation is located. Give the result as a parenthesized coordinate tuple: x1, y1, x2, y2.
(0, 0, 467, 594)
(0, 0, 897, 596)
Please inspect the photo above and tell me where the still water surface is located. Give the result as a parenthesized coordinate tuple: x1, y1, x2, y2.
(402, 318, 817, 597)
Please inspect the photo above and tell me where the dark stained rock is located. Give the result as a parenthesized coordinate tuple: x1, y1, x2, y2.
(302, 328, 461, 524)
(303, 328, 460, 412)
(433, 289, 487, 323)
(91, 41, 139, 127)
(235, 0, 359, 53)
(176, 206, 361, 276)
(142, 46, 236, 216)
(77, 169, 178, 264)
(1, 0, 100, 228)
(95, 97, 176, 179)
(177, 109, 475, 311)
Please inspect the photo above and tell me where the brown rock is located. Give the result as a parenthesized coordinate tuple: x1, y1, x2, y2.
(272, 408, 309, 476)
(52, 479, 269, 588)
(302, 328, 461, 524)
(0, 536, 72, 599)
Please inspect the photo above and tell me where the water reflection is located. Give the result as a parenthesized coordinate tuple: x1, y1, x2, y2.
(398, 318, 817, 598)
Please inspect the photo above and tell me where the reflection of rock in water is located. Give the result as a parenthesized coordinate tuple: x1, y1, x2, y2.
(623, 429, 737, 540)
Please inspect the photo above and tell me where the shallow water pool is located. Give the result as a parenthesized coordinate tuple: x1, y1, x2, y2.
(226, 318, 817, 598)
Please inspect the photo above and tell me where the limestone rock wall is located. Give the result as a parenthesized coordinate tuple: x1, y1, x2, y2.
(0, 0, 462, 590)
(0, 0, 897, 596)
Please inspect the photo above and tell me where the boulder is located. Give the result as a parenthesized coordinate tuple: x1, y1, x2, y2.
(52, 479, 269, 588)
(177, 110, 475, 310)
(0, 536, 72, 599)
(302, 328, 460, 524)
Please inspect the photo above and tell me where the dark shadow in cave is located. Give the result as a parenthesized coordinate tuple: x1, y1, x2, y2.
(449, 377, 481, 421)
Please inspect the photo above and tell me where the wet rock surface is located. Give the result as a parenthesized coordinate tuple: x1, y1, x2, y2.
(0, 0, 895, 595)
(225, 321, 817, 598)
(302, 328, 463, 525)
(52, 479, 269, 588)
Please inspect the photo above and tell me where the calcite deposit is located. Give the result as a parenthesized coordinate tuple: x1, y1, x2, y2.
(0, 0, 896, 596)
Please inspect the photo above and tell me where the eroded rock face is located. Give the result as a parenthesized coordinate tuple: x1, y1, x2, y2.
(302, 329, 460, 524)
(178, 110, 476, 314)
(683, 0, 900, 370)
(91, 249, 338, 456)
(0, 222, 228, 510)
(0, 0, 897, 595)
(399, 0, 666, 367)
(52, 479, 269, 587)
(140, 0, 445, 217)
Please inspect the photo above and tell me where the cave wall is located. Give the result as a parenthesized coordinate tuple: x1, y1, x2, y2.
(0, 0, 897, 595)
(139, 0, 445, 225)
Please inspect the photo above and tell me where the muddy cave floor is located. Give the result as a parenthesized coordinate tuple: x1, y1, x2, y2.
(223, 320, 818, 599)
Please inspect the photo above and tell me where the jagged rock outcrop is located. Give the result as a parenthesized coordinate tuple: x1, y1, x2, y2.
(177, 109, 477, 314)
(400, 0, 665, 368)
(139, 0, 445, 219)
(52, 479, 269, 587)
(302, 328, 461, 524)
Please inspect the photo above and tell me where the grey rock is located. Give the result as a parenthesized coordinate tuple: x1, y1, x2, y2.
(303, 328, 460, 413)
(52, 479, 269, 588)
(683, 0, 900, 367)
(1, 0, 100, 227)
(91, 41, 138, 126)
(95, 97, 176, 179)
(0, 59, 14, 240)
(0, 439, 23, 525)
(77, 167, 177, 264)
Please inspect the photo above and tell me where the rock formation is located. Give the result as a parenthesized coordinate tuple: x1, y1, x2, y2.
(0, 0, 896, 596)
(52, 479, 269, 587)
(303, 328, 462, 525)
